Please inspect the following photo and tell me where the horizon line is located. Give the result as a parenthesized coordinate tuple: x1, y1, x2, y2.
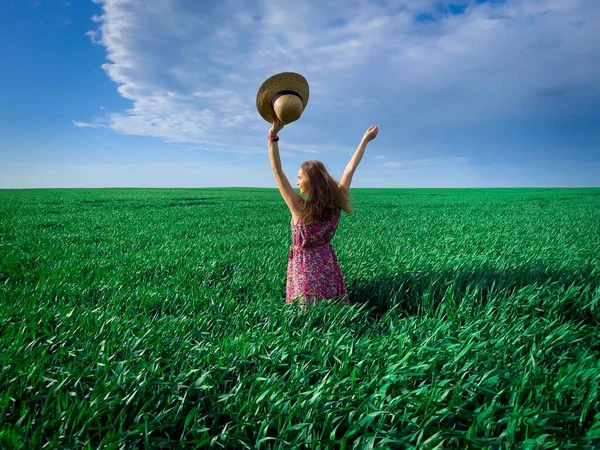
(1, 186, 599, 191)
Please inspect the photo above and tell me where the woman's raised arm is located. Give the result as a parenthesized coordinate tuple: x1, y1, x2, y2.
(268, 120, 303, 216)
(340, 125, 378, 192)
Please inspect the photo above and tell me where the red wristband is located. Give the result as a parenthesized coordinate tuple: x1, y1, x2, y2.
(268, 134, 279, 142)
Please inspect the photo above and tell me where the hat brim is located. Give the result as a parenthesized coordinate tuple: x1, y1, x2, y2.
(256, 72, 309, 124)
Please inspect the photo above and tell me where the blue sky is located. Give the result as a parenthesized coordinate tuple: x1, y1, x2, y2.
(1, 0, 599, 188)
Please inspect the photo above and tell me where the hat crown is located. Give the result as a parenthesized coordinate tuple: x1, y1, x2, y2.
(273, 94, 303, 125)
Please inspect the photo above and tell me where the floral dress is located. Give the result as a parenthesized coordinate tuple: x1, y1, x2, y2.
(286, 204, 349, 308)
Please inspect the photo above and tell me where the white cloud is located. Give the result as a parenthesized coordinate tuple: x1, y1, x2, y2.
(83, 0, 600, 152)
(411, 157, 471, 166)
(73, 121, 100, 128)
(374, 156, 469, 166)
(380, 156, 470, 169)
(374, 155, 387, 160)
(382, 0, 600, 124)
(282, 142, 354, 155)
(362, 154, 480, 187)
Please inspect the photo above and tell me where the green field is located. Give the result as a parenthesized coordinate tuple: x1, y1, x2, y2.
(1, 187, 599, 449)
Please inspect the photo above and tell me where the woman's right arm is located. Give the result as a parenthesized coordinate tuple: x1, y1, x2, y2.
(268, 120, 303, 216)
(340, 125, 378, 192)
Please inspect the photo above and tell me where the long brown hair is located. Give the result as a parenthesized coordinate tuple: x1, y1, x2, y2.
(300, 160, 351, 225)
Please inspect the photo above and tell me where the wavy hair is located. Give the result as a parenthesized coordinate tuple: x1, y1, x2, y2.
(300, 160, 351, 225)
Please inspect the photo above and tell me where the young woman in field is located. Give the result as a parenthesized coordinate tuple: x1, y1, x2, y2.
(268, 120, 379, 309)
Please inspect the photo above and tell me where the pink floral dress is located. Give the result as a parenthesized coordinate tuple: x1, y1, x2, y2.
(286, 203, 349, 308)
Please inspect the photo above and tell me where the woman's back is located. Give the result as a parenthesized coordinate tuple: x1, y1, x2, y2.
(287, 211, 348, 308)
(291, 213, 340, 249)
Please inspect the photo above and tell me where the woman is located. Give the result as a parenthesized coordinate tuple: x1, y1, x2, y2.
(268, 120, 379, 309)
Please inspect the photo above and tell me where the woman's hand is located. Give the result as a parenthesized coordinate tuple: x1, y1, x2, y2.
(363, 125, 379, 142)
(270, 119, 284, 136)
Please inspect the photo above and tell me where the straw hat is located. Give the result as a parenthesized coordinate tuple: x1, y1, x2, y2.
(256, 72, 309, 125)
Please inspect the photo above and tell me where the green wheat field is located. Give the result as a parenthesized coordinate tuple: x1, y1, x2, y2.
(1, 187, 599, 449)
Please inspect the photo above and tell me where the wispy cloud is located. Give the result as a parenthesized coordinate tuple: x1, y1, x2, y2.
(57, 15, 71, 27)
(411, 157, 471, 166)
(73, 120, 100, 128)
(84, 0, 600, 152)
(380, 156, 470, 169)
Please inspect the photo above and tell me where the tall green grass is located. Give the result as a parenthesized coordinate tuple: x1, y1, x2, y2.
(1, 187, 599, 449)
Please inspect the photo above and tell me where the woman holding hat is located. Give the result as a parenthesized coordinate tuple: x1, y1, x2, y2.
(269, 121, 378, 310)
(257, 72, 378, 310)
